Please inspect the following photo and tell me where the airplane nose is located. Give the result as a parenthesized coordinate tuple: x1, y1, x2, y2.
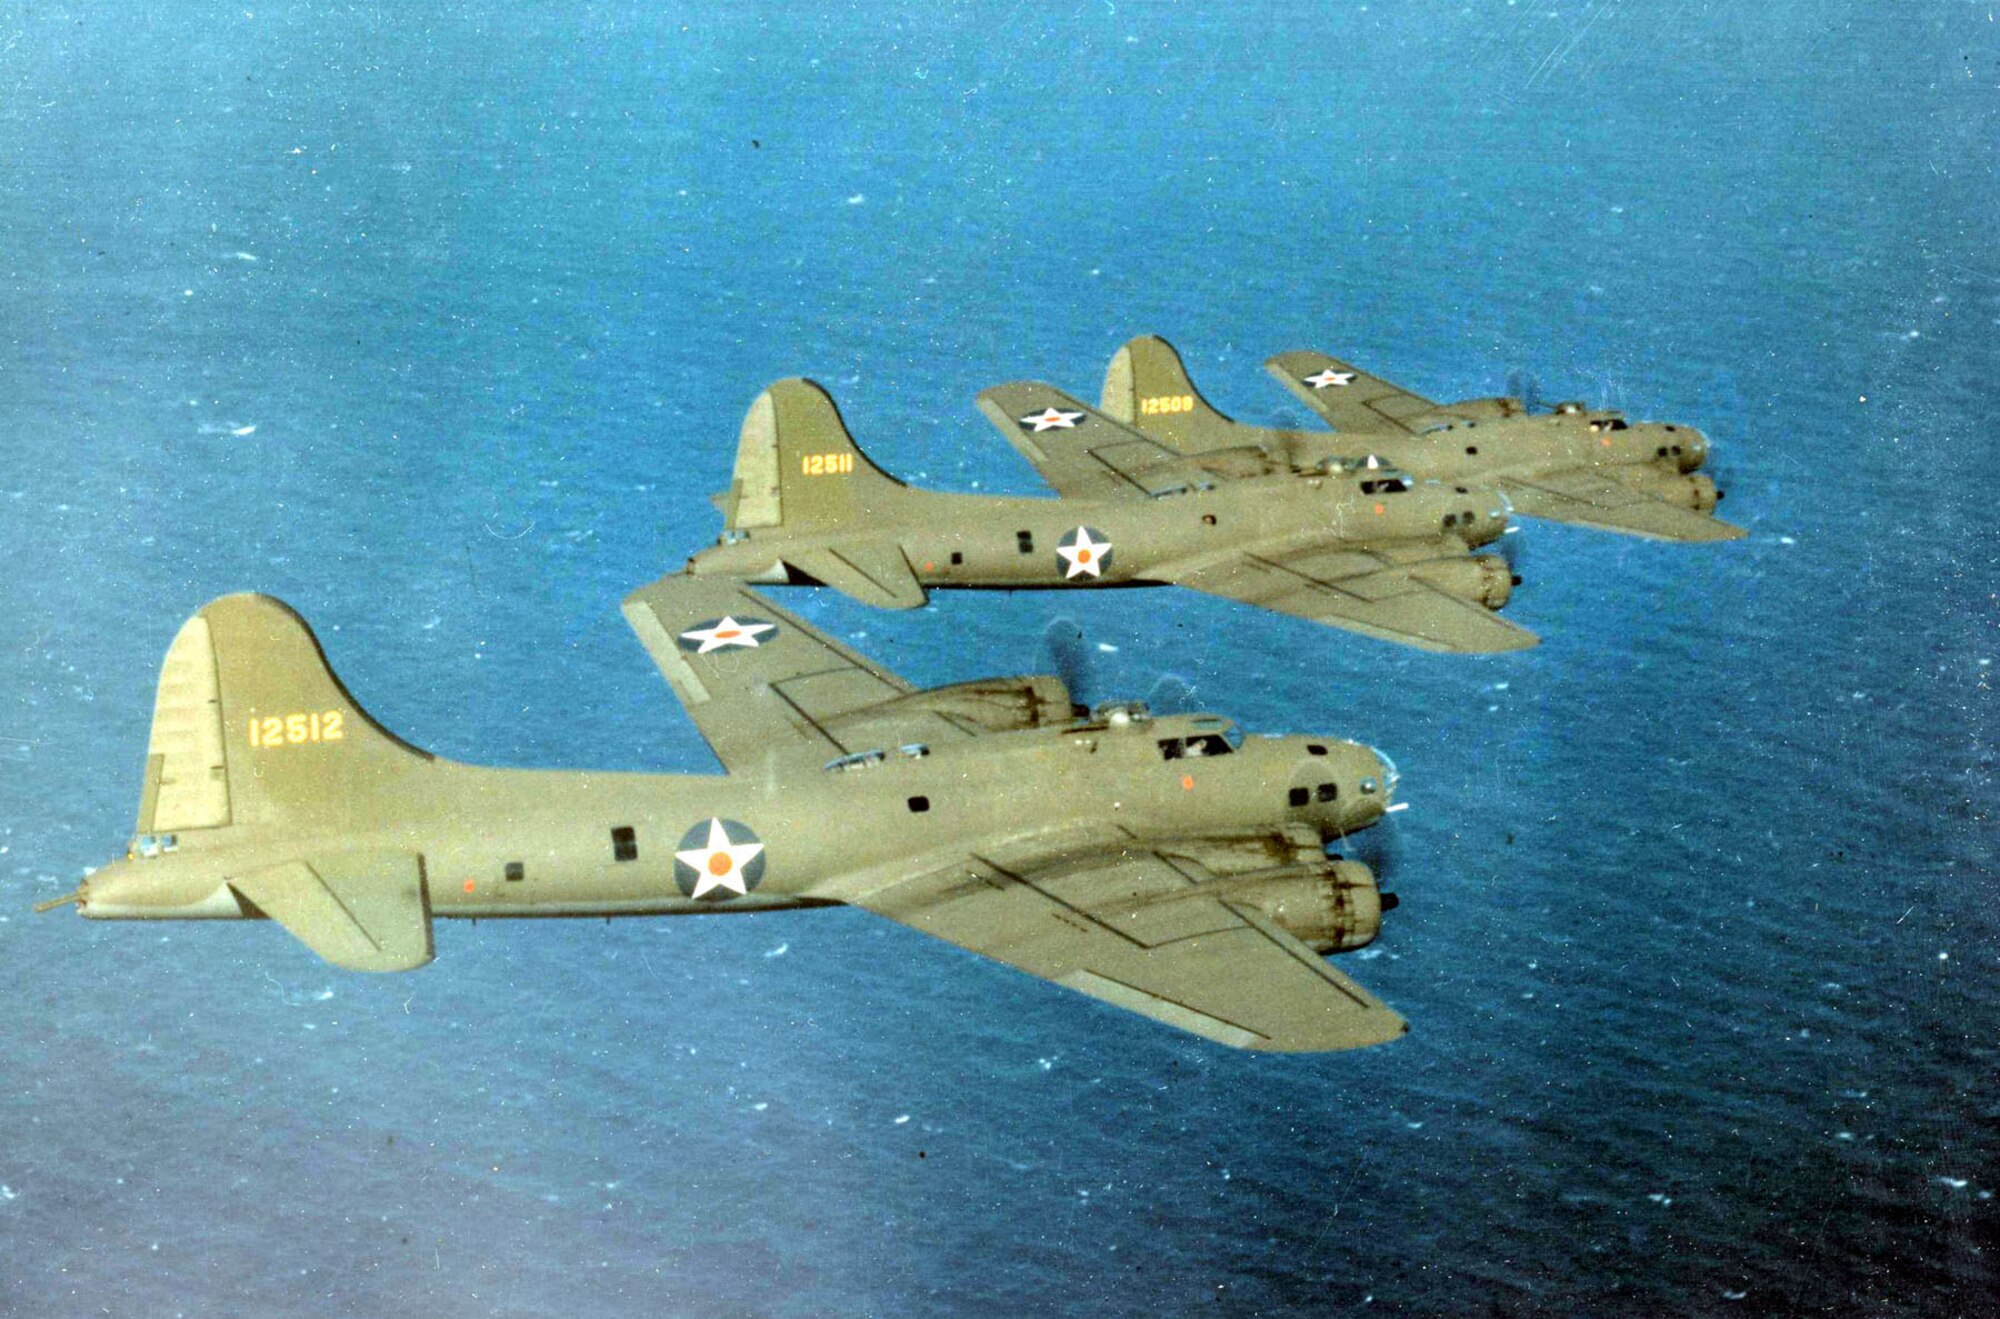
(1372, 746, 1399, 796)
(1352, 745, 1396, 809)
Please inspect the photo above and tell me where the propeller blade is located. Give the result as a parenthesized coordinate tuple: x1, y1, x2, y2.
(1144, 673, 1197, 715)
(1041, 615, 1093, 706)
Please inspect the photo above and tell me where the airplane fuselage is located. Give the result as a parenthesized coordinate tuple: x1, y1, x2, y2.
(688, 469, 1511, 590)
(1186, 412, 1713, 499)
(79, 715, 1391, 927)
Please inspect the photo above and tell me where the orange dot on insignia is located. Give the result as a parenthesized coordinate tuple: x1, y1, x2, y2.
(1181, 774, 1194, 791)
(716, 628, 740, 640)
(1078, 549, 1092, 563)
(706, 853, 733, 876)
(462, 879, 476, 894)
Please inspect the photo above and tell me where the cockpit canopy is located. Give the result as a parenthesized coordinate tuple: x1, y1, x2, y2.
(1157, 716, 1244, 760)
(1321, 455, 1413, 494)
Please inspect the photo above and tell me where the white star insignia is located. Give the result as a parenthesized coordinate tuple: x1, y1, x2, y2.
(674, 818, 766, 900)
(1019, 407, 1085, 433)
(1304, 368, 1356, 390)
(1057, 526, 1112, 579)
(678, 616, 776, 654)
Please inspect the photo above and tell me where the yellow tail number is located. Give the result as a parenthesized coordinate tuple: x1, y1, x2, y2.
(800, 452, 856, 476)
(248, 710, 346, 748)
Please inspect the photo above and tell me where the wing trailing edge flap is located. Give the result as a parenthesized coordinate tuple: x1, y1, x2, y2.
(786, 543, 928, 609)
(849, 844, 1405, 1053)
(1164, 547, 1539, 654)
(231, 851, 432, 972)
(1502, 470, 1747, 542)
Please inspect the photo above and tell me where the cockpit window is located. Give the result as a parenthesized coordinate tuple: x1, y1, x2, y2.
(1158, 733, 1235, 760)
(1358, 476, 1411, 495)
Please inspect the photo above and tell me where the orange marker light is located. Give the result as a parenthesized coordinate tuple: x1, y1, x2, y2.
(462, 879, 476, 894)
(1181, 774, 1195, 791)
(1373, 502, 1386, 515)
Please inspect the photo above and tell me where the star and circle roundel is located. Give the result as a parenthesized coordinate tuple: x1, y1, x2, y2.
(676, 616, 777, 654)
(673, 817, 767, 901)
(1056, 526, 1113, 579)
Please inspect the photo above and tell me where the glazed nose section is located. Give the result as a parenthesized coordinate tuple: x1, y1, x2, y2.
(1372, 747, 1400, 800)
(1358, 745, 1399, 817)
(1331, 741, 1395, 828)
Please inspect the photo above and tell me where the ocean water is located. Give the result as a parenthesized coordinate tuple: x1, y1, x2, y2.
(2, 4, 1995, 1315)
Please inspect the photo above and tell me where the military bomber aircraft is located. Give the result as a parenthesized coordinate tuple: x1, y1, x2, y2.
(686, 378, 1534, 655)
(38, 575, 1412, 1052)
(1092, 335, 1744, 543)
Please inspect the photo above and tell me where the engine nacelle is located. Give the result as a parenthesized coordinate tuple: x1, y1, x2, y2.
(1408, 553, 1515, 609)
(825, 675, 1077, 745)
(1428, 396, 1527, 422)
(1205, 860, 1387, 954)
(1617, 467, 1721, 513)
(1190, 445, 1286, 482)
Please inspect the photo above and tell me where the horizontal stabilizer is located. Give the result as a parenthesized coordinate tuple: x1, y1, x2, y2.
(786, 543, 928, 609)
(232, 852, 432, 972)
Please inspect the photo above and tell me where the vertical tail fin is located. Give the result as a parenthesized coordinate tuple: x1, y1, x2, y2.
(719, 378, 912, 533)
(1099, 335, 1243, 453)
(136, 594, 432, 842)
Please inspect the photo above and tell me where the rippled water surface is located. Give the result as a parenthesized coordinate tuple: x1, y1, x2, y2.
(2, 5, 1995, 1315)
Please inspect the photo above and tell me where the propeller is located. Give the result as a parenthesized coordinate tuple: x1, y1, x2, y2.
(1495, 518, 1526, 581)
(1144, 673, 1199, 716)
(1331, 796, 1408, 910)
(1041, 614, 1094, 707)
(1043, 615, 1204, 716)
(1505, 368, 1550, 415)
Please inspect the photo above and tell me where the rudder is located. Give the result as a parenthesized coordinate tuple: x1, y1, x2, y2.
(1100, 335, 1241, 452)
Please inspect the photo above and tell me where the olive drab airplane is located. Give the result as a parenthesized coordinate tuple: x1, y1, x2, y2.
(685, 378, 1535, 655)
(37, 577, 1415, 1052)
(1093, 335, 1745, 543)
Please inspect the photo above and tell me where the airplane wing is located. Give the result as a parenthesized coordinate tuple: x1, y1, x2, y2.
(1501, 468, 1747, 542)
(848, 844, 1406, 1052)
(1161, 541, 1539, 653)
(622, 573, 979, 772)
(1265, 350, 1439, 435)
(975, 381, 1228, 500)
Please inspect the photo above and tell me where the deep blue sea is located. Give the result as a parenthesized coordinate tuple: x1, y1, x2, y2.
(3, 4, 1996, 1315)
